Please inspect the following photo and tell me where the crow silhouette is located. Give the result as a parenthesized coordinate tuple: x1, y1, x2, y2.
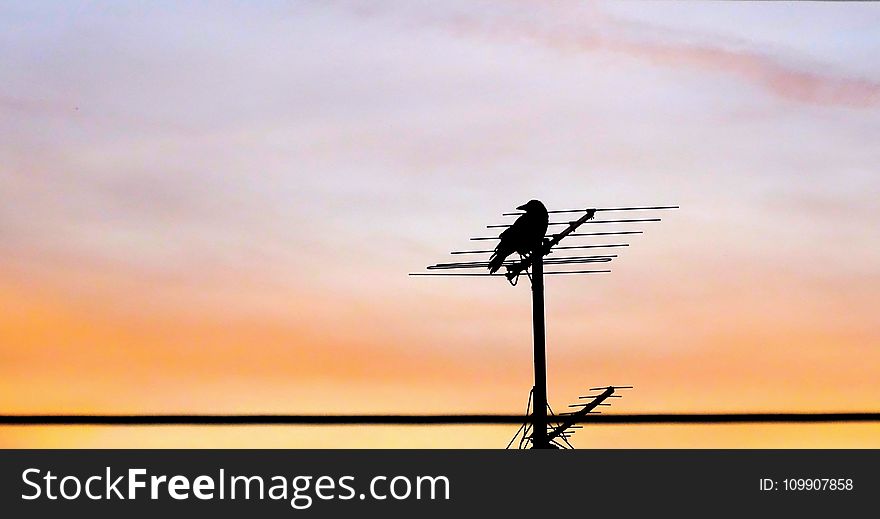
(488, 200, 549, 274)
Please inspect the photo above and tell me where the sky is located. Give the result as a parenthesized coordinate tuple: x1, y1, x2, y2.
(1, 1, 879, 447)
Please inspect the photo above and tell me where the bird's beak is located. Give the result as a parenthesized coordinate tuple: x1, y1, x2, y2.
(516, 203, 528, 210)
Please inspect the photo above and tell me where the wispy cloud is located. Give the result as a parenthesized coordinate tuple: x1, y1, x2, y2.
(605, 37, 880, 108)
(348, 0, 880, 107)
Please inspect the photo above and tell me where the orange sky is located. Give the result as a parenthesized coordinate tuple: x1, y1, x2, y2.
(1, 1, 879, 447)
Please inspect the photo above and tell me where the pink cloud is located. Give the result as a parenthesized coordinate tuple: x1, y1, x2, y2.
(606, 38, 880, 108)
(352, 2, 880, 108)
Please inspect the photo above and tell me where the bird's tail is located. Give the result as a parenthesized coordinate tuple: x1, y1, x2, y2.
(488, 252, 505, 274)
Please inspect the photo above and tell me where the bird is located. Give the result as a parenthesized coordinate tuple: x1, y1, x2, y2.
(488, 199, 549, 274)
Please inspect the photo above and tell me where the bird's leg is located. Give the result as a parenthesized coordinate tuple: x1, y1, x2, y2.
(510, 253, 529, 284)
(520, 253, 533, 282)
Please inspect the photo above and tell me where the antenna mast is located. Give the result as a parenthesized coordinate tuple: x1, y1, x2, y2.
(531, 244, 549, 448)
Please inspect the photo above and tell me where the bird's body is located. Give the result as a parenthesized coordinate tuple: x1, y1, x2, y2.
(488, 200, 549, 273)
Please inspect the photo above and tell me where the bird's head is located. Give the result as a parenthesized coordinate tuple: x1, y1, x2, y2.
(516, 199, 547, 214)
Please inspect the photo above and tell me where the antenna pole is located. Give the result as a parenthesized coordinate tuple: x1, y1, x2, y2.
(531, 246, 549, 449)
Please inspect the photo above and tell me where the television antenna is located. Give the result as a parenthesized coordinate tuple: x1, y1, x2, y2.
(411, 202, 678, 448)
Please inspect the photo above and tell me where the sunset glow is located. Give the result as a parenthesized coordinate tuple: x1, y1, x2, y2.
(2, 1, 879, 447)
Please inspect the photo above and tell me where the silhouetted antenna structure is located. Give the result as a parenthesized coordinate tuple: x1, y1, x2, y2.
(507, 389, 577, 449)
(548, 386, 632, 445)
(506, 386, 635, 449)
(450, 243, 630, 255)
(487, 218, 661, 228)
(468, 231, 643, 241)
(411, 201, 678, 448)
(502, 205, 679, 216)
